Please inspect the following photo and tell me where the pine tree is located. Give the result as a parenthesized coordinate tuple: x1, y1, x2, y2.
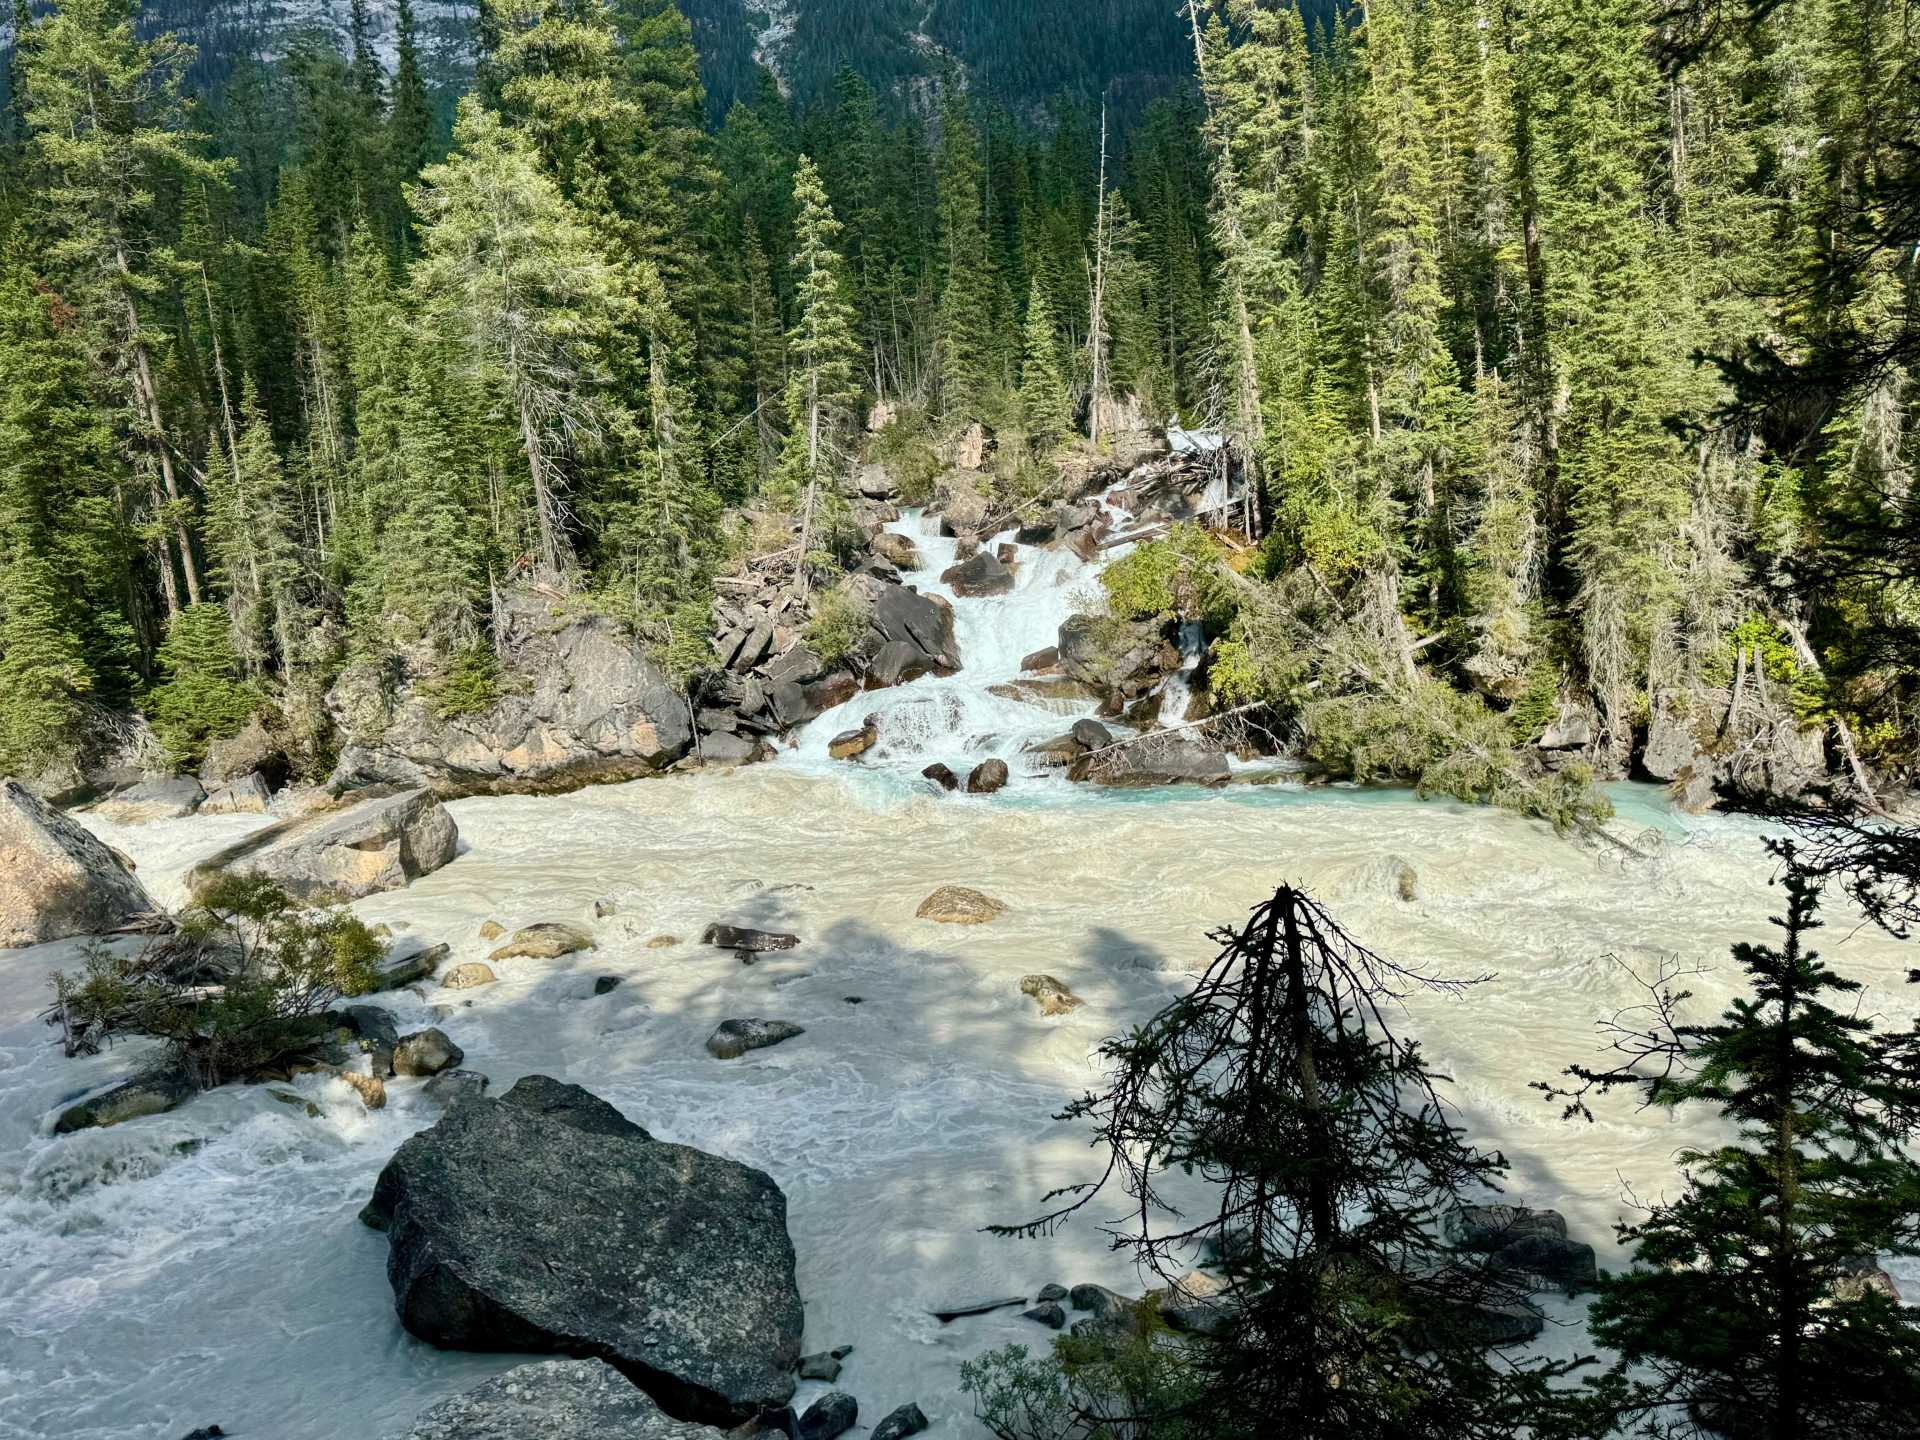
(1019, 275, 1072, 445)
(146, 603, 260, 767)
(935, 87, 994, 421)
(780, 154, 860, 593)
(409, 97, 631, 577)
(387, 0, 440, 226)
(1542, 850, 1920, 1439)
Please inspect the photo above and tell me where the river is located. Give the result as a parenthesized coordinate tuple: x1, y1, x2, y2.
(0, 504, 1912, 1439)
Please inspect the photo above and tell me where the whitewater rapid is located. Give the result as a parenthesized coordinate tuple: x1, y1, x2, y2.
(1, 499, 1914, 1438)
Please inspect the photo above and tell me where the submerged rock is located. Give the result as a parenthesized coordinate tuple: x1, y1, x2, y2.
(489, 922, 595, 962)
(929, 1295, 1027, 1322)
(941, 550, 1015, 598)
(916, 886, 1008, 925)
(383, 1358, 727, 1440)
(362, 1076, 803, 1426)
(188, 788, 458, 902)
(421, 1069, 490, 1108)
(1019, 974, 1084, 1016)
(1022, 1302, 1065, 1329)
(52, 1067, 196, 1134)
(1, 778, 158, 948)
(706, 1019, 805, 1060)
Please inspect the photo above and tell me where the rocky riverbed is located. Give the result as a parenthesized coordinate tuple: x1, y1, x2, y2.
(1, 771, 1914, 1438)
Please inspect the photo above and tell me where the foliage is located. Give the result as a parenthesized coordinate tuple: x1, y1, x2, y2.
(421, 640, 507, 719)
(146, 604, 261, 767)
(993, 884, 1571, 1439)
(49, 873, 384, 1087)
(960, 1331, 1208, 1440)
(869, 418, 942, 506)
(1100, 526, 1230, 625)
(803, 583, 871, 665)
(1537, 848, 1920, 1438)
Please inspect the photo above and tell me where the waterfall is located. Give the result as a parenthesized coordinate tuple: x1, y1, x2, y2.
(781, 487, 1136, 788)
(1156, 621, 1206, 726)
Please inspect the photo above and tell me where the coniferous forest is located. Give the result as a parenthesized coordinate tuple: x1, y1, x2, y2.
(0, 0, 1914, 807)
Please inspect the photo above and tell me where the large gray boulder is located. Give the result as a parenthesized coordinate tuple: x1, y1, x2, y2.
(187, 788, 457, 902)
(0, 779, 158, 948)
(93, 776, 205, 823)
(327, 592, 694, 795)
(1057, 614, 1178, 706)
(361, 1076, 803, 1426)
(384, 1359, 727, 1440)
(855, 580, 962, 677)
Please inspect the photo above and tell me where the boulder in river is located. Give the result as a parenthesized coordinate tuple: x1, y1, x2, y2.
(966, 759, 1009, 794)
(796, 1392, 856, 1440)
(706, 1019, 805, 1059)
(188, 787, 458, 902)
(441, 962, 497, 990)
(870, 1404, 929, 1440)
(1446, 1204, 1596, 1291)
(870, 533, 920, 570)
(52, 1067, 196, 1133)
(394, 1028, 464, 1077)
(702, 925, 799, 958)
(940, 550, 1015, 598)
(1080, 740, 1229, 788)
(200, 716, 287, 789)
(374, 937, 449, 991)
(362, 1075, 803, 1425)
(1, 779, 159, 948)
(327, 590, 694, 795)
(382, 1358, 728, 1440)
(857, 582, 962, 677)
(422, 1069, 491, 1107)
(202, 772, 272, 815)
(1022, 1302, 1065, 1329)
(1019, 974, 1084, 1016)
(921, 763, 960, 792)
(915, 886, 1008, 924)
(94, 775, 206, 823)
(828, 718, 879, 761)
(489, 922, 595, 962)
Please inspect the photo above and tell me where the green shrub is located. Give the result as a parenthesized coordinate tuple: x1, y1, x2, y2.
(960, 1326, 1208, 1440)
(145, 603, 260, 766)
(50, 873, 385, 1086)
(421, 639, 506, 719)
(805, 584, 872, 665)
(870, 416, 942, 506)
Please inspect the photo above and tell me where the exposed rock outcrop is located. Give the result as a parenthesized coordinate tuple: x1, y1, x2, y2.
(1, 779, 158, 948)
(328, 592, 695, 796)
(362, 1076, 803, 1426)
(188, 788, 457, 902)
(915, 886, 1007, 924)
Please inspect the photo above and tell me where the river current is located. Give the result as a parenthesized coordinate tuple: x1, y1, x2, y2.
(1, 505, 1913, 1438)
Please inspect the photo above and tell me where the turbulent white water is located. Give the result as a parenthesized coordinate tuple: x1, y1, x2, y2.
(2, 505, 1915, 1439)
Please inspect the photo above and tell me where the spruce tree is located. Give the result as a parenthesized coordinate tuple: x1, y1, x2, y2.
(1541, 849, 1920, 1439)
(935, 87, 994, 421)
(1019, 275, 1073, 446)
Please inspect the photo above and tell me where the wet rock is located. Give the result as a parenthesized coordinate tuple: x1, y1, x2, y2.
(595, 975, 624, 996)
(966, 758, 1009, 794)
(202, 772, 272, 815)
(1414, 1297, 1543, 1348)
(1057, 614, 1177, 703)
(1024, 733, 1084, 768)
(860, 583, 961, 676)
(382, 1357, 728, 1440)
(1020, 646, 1060, 674)
(929, 1295, 1027, 1322)
(1036, 1282, 1068, 1302)
(828, 719, 879, 761)
(1069, 1284, 1133, 1320)
(795, 1352, 841, 1382)
(341, 1004, 401, 1074)
(179, 1427, 226, 1440)
(921, 763, 960, 792)
(95, 775, 206, 823)
(1, 778, 158, 948)
(941, 550, 1014, 598)
(1157, 1271, 1235, 1338)
(1019, 974, 1084, 1016)
(441, 963, 497, 990)
(699, 733, 763, 768)
(869, 1404, 928, 1440)
(1834, 1256, 1904, 1304)
(1022, 1302, 1065, 1329)
(327, 590, 694, 795)
(796, 1393, 856, 1440)
(479, 920, 505, 941)
(871, 533, 921, 570)
(422, 1069, 491, 1108)
(1082, 741, 1230, 788)
(363, 1076, 803, 1426)
(996, 542, 1018, 564)
(866, 640, 938, 688)
(394, 1028, 465, 1078)
(939, 483, 994, 537)
(594, 897, 620, 919)
(706, 1019, 806, 1060)
(1070, 718, 1114, 750)
(52, 1067, 196, 1133)
(915, 886, 1008, 924)
(702, 925, 800, 958)
(1447, 1205, 1595, 1290)
(188, 788, 458, 902)
(647, 935, 683, 950)
(338, 1070, 388, 1110)
(490, 922, 595, 962)
(375, 937, 449, 990)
